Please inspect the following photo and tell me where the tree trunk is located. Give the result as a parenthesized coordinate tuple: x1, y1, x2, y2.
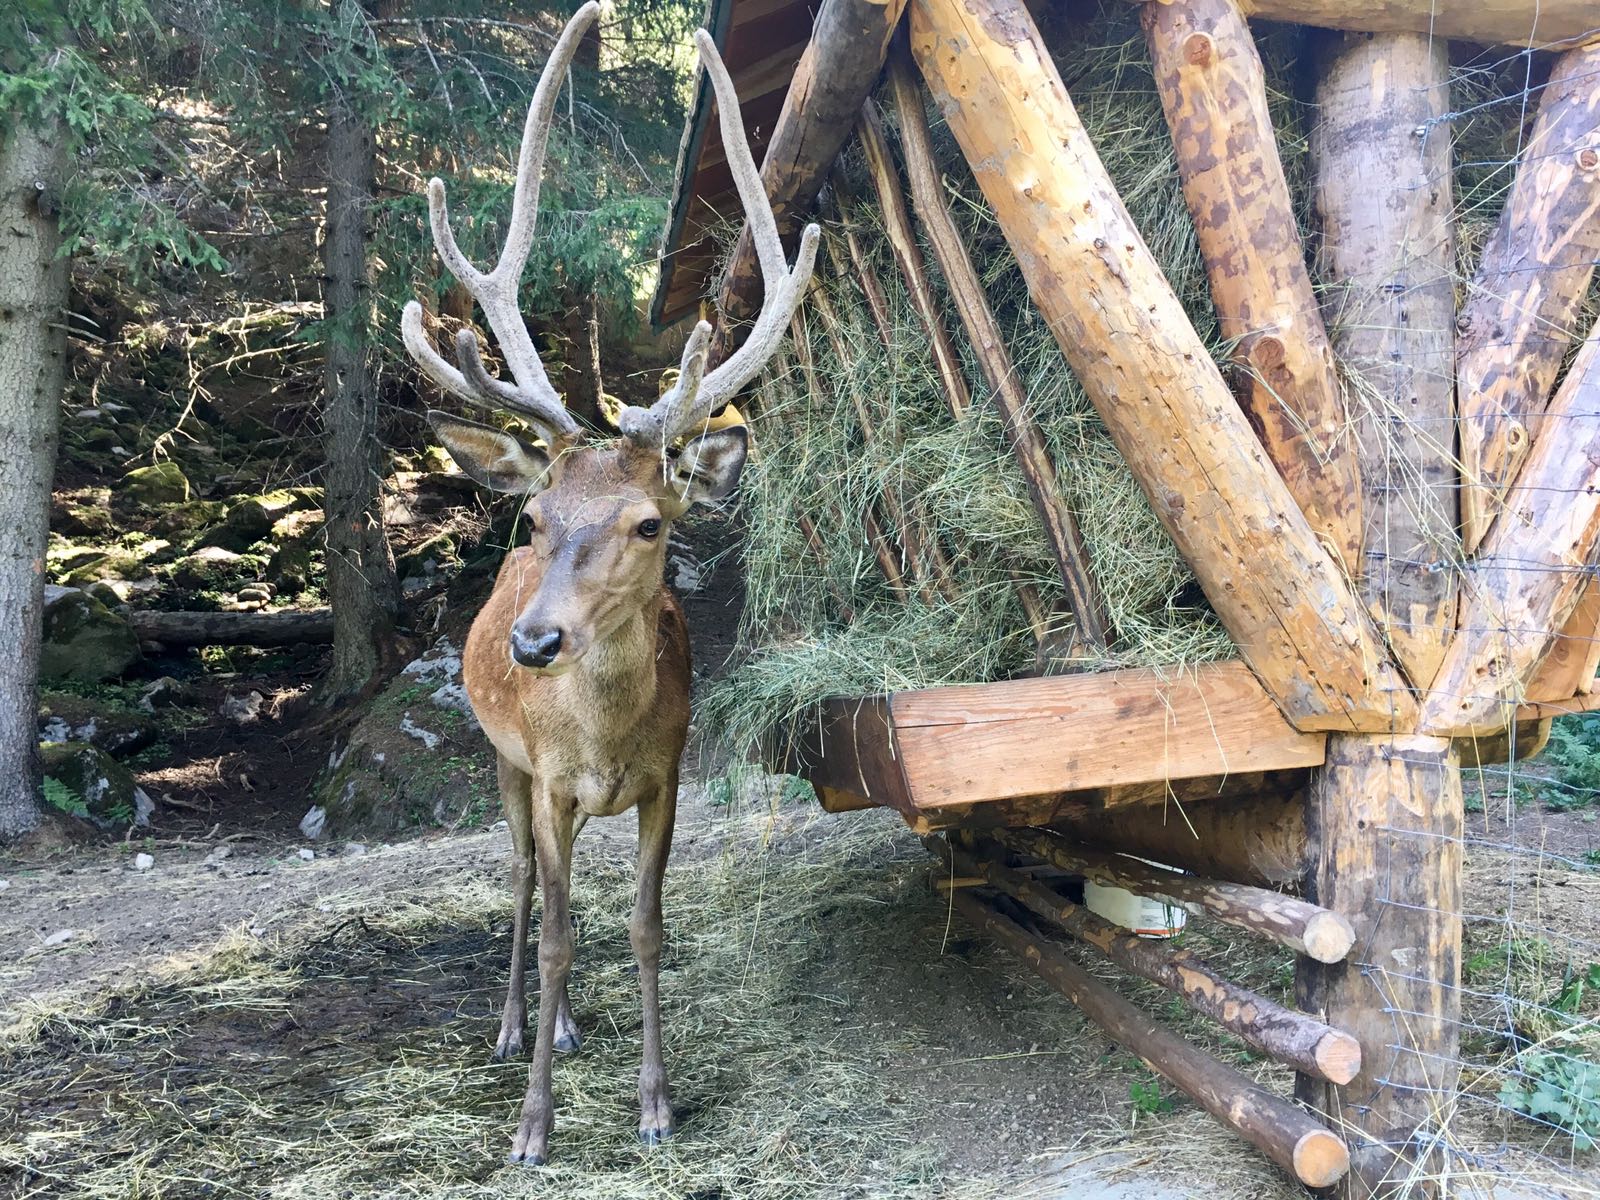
(0, 116, 67, 841)
(321, 86, 398, 699)
(1296, 734, 1463, 1198)
(1312, 32, 1458, 688)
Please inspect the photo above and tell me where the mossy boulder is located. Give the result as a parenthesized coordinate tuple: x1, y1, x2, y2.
(38, 692, 159, 758)
(40, 742, 153, 830)
(59, 545, 162, 587)
(118, 462, 191, 507)
(169, 545, 263, 590)
(270, 508, 324, 545)
(40, 588, 140, 682)
(52, 491, 115, 538)
(154, 499, 228, 536)
(397, 532, 459, 581)
(266, 542, 314, 595)
(224, 488, 324, 539)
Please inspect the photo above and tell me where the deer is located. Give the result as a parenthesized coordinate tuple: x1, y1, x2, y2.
(398, 1, 818, 1166)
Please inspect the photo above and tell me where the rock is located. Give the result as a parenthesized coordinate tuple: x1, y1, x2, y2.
(170, 545, 250, 589)
(204, 845, 232, 868)
(343, 842, 367, 856)
(139, 676, 194, 711)
(397, 532, 459, 581)
(266, 542, 313, 595)
(41, 929, 78, 949)
(40, 742, 153, 831)
(133, 852, 154, 872)
(221, 689, 265, 724)
(154, 499, 228, 536)
(236, 585, 273, 604)
(399, 714, 441, 751)
(421, 445, 456, 474)
(52, 491, 115, 538)
(296, 848, 315, 862)
(40, 589, 140, 683)
(119, 462, 191, 507)
(270, 508, 324, 545)
(60, 545, 158, 588)
(225, 488, 324, 540)
(37, 693, 158, 758)
(298, 805, 327, 840)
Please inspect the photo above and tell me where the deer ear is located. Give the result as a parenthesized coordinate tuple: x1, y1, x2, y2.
(673, 425, 748, 505)
(427, 411, 554, 494)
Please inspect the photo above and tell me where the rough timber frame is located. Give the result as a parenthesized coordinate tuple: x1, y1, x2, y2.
(652, 0, 1600, 1194)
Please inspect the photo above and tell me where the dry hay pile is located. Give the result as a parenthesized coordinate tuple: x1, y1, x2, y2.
(702, 8, 1588, 760)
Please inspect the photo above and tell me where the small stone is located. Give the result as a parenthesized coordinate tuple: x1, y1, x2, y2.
(203, 845, 232, 868)
(296, 848, 315, 862)
(298, 805, 327, 840)
(0, 880, 10, 891)
(342, 842, 367, 857)
(41, 929, 77, 948)
(133, 853, 154, 872)
(221, 690, 265, 725)
(139, 676, 193, 712)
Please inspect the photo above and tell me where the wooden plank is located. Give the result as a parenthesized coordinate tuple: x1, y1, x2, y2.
(1525, 576, 1600, 702)
(889, 661, 1326, 807)
(1231, 0, 1599, 49)
(908, 0, 1408, 733)
(778, 693, 915, 814)
(1143, 0, 1361, 575)
(1312, 31, 1459, 688)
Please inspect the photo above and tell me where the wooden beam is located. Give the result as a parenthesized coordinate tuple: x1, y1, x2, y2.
(950, 888, 1351, 1189)
(129, 607, 332, 647)
(1458, 43, 1600, 553)
(1142, 0, 1361, 575)
(711, 0, 909, 352)
(1313, 32, 1459, 687)
(908, 0, 1408, 732)
(1232, 0, 1598, 49)
(1421, 330, 1600, 734)
(949, 838, 1361, 1084)
(889, 660, 1325, 807)
(993, 827, 1356, 962)
(1525, 575, 1600, 702)
(885, 47, 1113, 653)
(1296, 734, 1463, 1198)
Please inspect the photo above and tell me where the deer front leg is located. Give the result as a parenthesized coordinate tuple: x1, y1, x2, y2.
(509, 791, 577, 1166)
(495, 757, 534, 1060)
(633, 777, 677, 1146)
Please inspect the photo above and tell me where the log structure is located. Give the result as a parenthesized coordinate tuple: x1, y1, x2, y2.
(646, 0, 1600, 1192)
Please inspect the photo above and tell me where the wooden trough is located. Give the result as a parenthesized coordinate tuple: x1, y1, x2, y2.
(654, 0, 1600, 1194)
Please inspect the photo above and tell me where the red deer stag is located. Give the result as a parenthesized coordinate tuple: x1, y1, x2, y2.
(398, 1, 817, 1165)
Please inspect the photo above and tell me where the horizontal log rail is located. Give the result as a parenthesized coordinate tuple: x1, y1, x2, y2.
(1125, 0, 1600, 49)
(946, 837, 1362, 1083)
(130, 607, 333, 647)
(949, 887, 1351, 1189)
(992, 827, 1356, 962)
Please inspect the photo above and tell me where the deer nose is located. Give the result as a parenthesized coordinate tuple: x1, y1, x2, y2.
(510, 626, 563, 669)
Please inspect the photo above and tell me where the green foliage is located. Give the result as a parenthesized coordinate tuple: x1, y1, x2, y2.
(1128, 1078, 1173, 1118)
(1499, 1052, 1600, 1152)
(1554, 964, 1600, 1016)
(1539, 715, 1600, 811)
(41, 776, 88, 819)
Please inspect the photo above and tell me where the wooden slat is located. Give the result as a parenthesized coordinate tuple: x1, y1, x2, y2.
(889, 661, 1326, 808)
(779, 694, 914, 813)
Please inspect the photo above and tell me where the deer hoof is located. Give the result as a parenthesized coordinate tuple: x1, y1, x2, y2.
(492, 1029, 525, 1060)
(638, 1126, 674, 1148)
(554, 1029, 582, 1054)
(507, 1149, 548, 1168)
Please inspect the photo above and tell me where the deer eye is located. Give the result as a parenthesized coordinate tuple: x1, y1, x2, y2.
(636, 518, 662, 540)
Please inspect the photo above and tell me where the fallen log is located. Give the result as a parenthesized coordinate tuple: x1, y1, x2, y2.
(947, 838, 1361, 1084)
(1233, 0, 1597, 50)
(908, 0, 1407, 732)
(949, 887, 1351, 1189)
(1457, 43, 1600, 553)
(1143, 0, 1360, 575)
(130, 608, 334, 647)
(992, 826, 1355, 963)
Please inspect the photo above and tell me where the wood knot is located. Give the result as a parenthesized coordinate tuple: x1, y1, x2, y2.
(1183, 32, 1214, 66)
(1505, 421, 1528, 450)
(1247, 334, 1286, 370)
(1577, 147, 1600, 172)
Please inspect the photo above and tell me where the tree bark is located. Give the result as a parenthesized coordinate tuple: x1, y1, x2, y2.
(321, 81, 398, 698)
(1143, 0, 1361, 576)
(0, 115, 67, 841)
(1296, 734, 1463, 1199)
(1312, 32, 1458, 688)
(908, 0, 1407, 733)
(1457, 43, 1600, 553)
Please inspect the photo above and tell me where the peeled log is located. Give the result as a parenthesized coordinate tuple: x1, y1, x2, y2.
(1458, 44, 1600, 553)
(1236, 0, 1597, 49)
(951, 838, 1361, 1084)
(1312, 32, 1458, 687)
(1143, 0, 1360, 575)
(993, 827, 1356, 963)
(712, 0, 909, 352)
(951, 888, 1351, 1189)
(1421, 331, 1600, 735)
(130, 608, 333, 647)
(908, 0, 1406, 733)
(1297, 734, 1462, 1198)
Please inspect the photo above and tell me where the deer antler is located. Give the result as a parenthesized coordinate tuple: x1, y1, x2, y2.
(401, 1, 602, 440)
(617, 29, 821, 450)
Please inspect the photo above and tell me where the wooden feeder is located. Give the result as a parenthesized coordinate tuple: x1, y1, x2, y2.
(653, 0, 1600, 1194)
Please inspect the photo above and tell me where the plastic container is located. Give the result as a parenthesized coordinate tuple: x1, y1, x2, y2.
(1083, 867, 1187, 939)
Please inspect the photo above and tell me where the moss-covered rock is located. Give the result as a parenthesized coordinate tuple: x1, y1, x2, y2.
(397, 532, 459, 580)
(224, 488, 324, 538)
(52, 490, 115, 538)
(40, 742, 153, 830)
(38, 692, 159, 758)
(59, 544, 161, 587)
(270, 508, 324, 545)
(119, 462, 191, 507)
(40, 588, 141, 682)
(154, 499, 228, 536)
(266, 542, 314, 595)
(168, 545, 263, 590)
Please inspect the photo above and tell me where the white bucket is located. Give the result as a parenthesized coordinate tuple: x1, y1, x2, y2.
(1084, 869, 1187, 939)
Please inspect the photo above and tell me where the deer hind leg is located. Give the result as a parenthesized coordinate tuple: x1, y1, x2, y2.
(633, 776, 678, 1146)
(510, 790, 577, 1166)
(495, 756, 535, 1060)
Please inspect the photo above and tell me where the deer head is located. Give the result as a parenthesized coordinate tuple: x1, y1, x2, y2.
(402, 2, 817, 673)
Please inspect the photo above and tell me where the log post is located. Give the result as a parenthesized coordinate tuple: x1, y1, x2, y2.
(711, 0, 909, 359)
(992, 827, 1356, 962)
(949, 888, 1351, 1189)
(948, 838, 1362, 1084)
(885, 48, 1113, 652)
(1420, 330, 1600, 734)
(1142, 0, 1361, 575)
(1457, 44, 1600, 553)
(1296, 735, 1463, 1198)
(908, 0, 1409, 732)
(1312, 32, 1459, 688)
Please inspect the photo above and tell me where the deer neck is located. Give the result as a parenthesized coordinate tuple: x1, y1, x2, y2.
(558, 591, 661, 736)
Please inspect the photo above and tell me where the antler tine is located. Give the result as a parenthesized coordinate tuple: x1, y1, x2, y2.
(619, 28, 820, 449)
(409, 2, 601, 439)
